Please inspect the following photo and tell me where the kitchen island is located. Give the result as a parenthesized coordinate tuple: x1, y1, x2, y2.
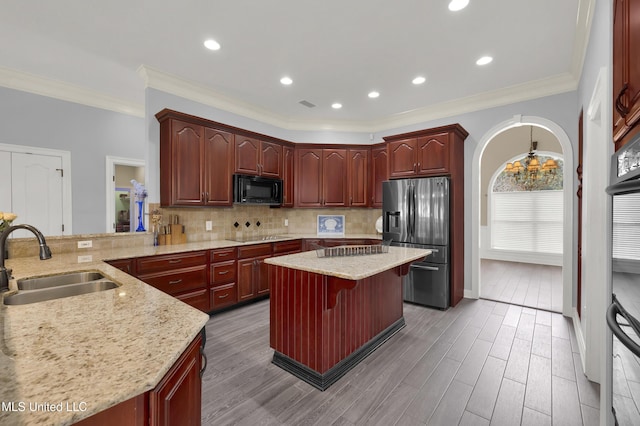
(265, 245, 430, 390)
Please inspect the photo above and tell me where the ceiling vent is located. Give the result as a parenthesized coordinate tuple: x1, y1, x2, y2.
(299, 100, 316, 108)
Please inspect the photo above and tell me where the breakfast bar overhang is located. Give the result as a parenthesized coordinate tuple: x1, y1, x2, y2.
(265, 246, 431, 390)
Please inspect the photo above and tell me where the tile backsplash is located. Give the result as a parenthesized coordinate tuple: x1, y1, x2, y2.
(5, 205, 383, 258)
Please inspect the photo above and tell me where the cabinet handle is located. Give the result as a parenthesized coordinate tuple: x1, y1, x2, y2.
(417, 162, 421, 170)
(616, 83, 630, 117)
(200, 345, 208, 378)
(218, 270, 229, 275)
(169, 279, 183, 285)
(205, 192, 209, 202)
(201, 192, 205, 201)
(218, 293, 229, 299)
(168, 259, 182, 264)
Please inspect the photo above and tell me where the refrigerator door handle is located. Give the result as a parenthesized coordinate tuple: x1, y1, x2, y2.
(410, 183, 416, 238)
(412, 265, 440, 271)
(406, 184, 413, 239)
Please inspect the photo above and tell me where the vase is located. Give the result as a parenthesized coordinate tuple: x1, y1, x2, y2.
(135, 200, 145, 232)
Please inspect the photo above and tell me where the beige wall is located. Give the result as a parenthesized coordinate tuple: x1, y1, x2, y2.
(480, 125, 563, 225)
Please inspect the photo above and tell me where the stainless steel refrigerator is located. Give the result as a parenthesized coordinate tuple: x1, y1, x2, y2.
(382, 177, 450, 309)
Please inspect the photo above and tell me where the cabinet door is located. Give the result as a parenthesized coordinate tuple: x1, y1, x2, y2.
(370, 144, 388, 208)
(282, 145, 295, 207)
(170, 120, 204, 205)
(203, 127, 234, 206)
(388, 138, 417, 178)
(348, 149, 369, 207)
(417, 133, 450, 175)
(256, 255, 271, 296)
(237, 258, 257, 301)
(614, 0, 629, 142)
(295, 148, 323, 207)
(106, 259, 133, 275)
(323, 149, 347, 207)
(149, 334, 202, 426)
(235, 136, 261, 175)
(260, 141, 283, 178)
(626, 0, 640, 131)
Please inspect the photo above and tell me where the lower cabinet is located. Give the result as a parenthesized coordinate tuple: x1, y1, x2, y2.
(76, 332, 204, 426)
(237, 243, 272, 301)
(210, 247, 237, 310)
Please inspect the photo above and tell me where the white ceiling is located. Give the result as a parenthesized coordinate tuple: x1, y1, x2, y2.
(0, 0, 590, 131)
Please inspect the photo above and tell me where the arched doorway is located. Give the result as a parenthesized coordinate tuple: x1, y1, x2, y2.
(471, 115, 574, 317)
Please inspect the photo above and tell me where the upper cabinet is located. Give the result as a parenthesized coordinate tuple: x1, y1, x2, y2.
(385, 125, 468, 179)
(295, 148, 349, 207)
(157, 111, 234, 207)
(613, 0, 640, 150)
(347, 149, 369, 207)
(370, 143, 388, 208)
(235, 137, 283, 178)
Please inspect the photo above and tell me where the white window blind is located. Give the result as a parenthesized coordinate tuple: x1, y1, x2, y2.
(491, 190, 563, 254)
(613, 193, 640, 260)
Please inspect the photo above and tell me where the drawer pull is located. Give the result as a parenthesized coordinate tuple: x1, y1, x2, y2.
(169, 279, 183, 285)
(168, 259, 182, 264)
(218, 293, 229, 299)
(218, 271, 230, 275)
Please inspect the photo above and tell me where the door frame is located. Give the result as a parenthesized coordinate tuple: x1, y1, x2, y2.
(105, 156, 145, 233)
(470, 115, 574, 318)
(0, 142, 73, 235)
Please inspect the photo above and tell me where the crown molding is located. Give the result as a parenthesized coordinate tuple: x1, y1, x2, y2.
(139, 65, 579, 134)
(0, 66, 144, 117)
(570, 0, 596, 82)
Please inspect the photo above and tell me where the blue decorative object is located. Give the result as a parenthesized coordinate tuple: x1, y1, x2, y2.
(135, 200, 145, 232)
(317, 215, 345, 236)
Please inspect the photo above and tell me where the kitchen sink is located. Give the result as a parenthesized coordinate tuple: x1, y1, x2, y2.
(4, 280, 119, 305)
(17, 271, 106, 290)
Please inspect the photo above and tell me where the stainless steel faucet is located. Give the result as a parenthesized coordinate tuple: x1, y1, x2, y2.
(0, 224, 52, 292)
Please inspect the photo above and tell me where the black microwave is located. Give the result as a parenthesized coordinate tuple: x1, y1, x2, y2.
(233, 174, 282, 205)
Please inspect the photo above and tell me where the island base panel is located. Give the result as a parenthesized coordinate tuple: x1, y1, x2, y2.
(272, 317, 405, 391)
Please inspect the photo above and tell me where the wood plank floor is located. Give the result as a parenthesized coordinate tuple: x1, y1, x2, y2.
(480, 259, 563, 313)
(201, 297, 599, 425)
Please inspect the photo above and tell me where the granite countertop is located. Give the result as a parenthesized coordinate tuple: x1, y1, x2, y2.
(0, 233, 381, 425)
(264, 246, 431, 280)
(0, 258, 209, 425)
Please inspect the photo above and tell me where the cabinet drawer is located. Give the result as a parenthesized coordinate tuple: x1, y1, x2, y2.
(210, 283, 237, 309)
(237, 243, 272, 259)
(211, 260, 236, 284)
(139, 265, 207, 295)
(136, 251, 208, 274)
(211, 247, 236, 262)
(272, 240, 302, 254)
(175, 288, 210, 312)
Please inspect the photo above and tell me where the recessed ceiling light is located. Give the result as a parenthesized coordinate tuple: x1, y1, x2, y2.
(476, 56, 493, 66)
(412, 76, 426, 85)
(280, 76, 293, 85)
(448, 0, 469, 11)
(331, 103, 342, 109)
(203, 39, 221, 51)
(368, 91, 380, 99)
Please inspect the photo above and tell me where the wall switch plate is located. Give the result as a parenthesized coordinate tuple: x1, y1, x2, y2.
(77, 240, 92, 248)
(77, 255, 93, 263)
(205, 220, 213, 231)
(284, 219, 289, 226)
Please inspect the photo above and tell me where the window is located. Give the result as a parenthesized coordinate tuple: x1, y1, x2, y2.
(490, 154, 564, 254)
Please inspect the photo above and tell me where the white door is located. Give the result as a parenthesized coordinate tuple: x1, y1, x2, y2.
(11, 152, 64, 237)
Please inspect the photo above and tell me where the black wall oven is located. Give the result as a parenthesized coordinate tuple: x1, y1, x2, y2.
(607, 134, 640, 426)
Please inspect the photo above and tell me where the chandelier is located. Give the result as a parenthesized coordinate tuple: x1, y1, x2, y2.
(503, 126, 559, 190)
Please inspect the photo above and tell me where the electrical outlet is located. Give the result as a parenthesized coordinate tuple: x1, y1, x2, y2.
(205, 220, 213, 231)
(77, 255, 93, 263)
(77, 240, 92, 249)
(284, 219, 289, 226)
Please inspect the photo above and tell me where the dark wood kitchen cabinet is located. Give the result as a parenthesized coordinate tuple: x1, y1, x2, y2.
(387, 132, 451, 178)
(235, 136, 282, 178)
(135, 251, 210, 312)
(295, 147, 348, 207)
(237, 243, 272, 300)
(106, 258, 134, 275)
(282, 145, 295, 207)
(370, 143, 388, 208)
(613, 0, 640, 150)
(210, 247, 237, 310)
(156, 111, 234, 207)
(347, 149, 369, 207)
(77, 333, 204, 426)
